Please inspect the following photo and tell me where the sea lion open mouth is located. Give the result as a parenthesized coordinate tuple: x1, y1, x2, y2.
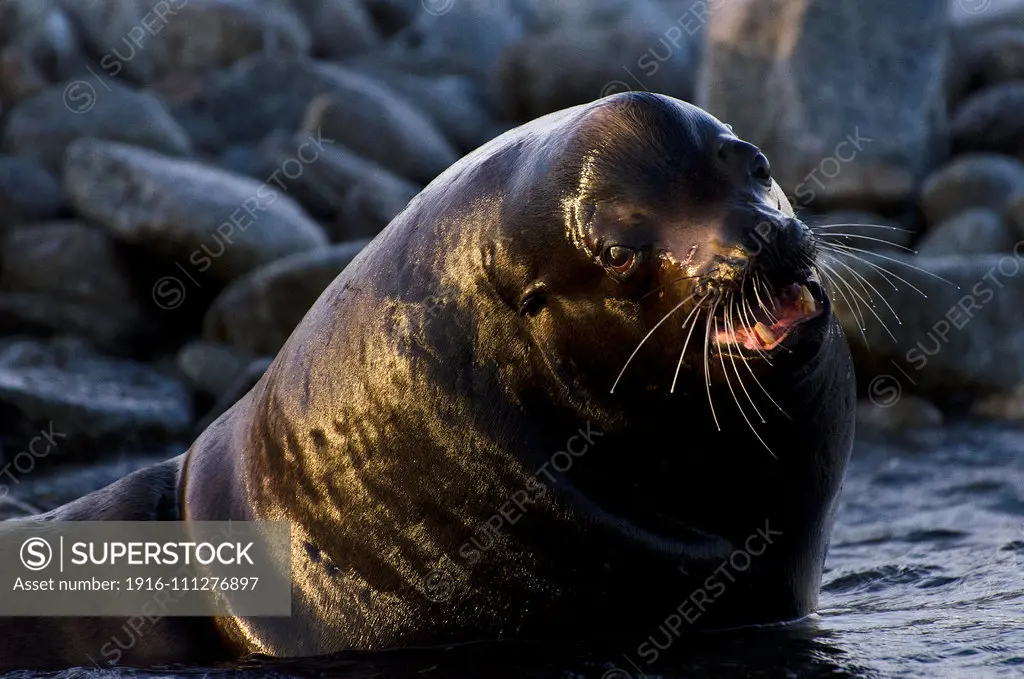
(712, 278, 827, 352)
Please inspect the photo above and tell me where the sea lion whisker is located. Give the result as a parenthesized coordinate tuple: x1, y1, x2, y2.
(726, 302, 766, 423)
(817, 246, 927, 297)
(670, 294, 710, 393)
(611, 293, 698, 394)
(753, 275, 779, 324)
(828, 255, 903, 325)
(718, 300, 776, 457)
(739, 299, 774, 365)
(826, 243, 959, 290)
(814, 232, 916, 253)
(703, 297, 722, 431)
(821, 260, 898, 343)
(810, 222, 915, 234)
(641, 274, 701, 300)
(816, 262, 871, 348)
(735, 305, 791, 419)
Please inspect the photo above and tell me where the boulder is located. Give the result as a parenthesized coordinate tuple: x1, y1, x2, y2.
(951, 83, 1024, 157)
(63, 139, 327, 281)
(698, 0, 948, 211)
(0, 221, 149, 350)
(919, 154, 1024, 227)
(288, 0, 381, 58)
(0, 156, 66, 228)
(253, 130, 418, 239)
(834, 253, 1024, 395)
(0, 337, 192, 460)
(0, 80, 193, 172)
(176, 340, 253, 399)
(203, 240, 368, 355)
(496, 0, 699, 121)
(916, 209, 1015, 257)
(56, 0, 309, 84)
(299, 86, 458, 184)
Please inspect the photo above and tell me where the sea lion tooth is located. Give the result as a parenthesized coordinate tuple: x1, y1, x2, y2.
(798, 285, 816, 314)
(754, 321, 777, 345)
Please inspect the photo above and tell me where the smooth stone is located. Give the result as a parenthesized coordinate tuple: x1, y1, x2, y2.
(299, 83, 459, 184)
(348, 65, 497, 151)
(951, 83, 1024, 157)
(56, 0, 309, 84)
(0, 221, 150, 351)
(920, 154, 1024, 227)
(496, 0, 698, 121)
(698, 0, 948, 211)
(176, 340, 253, 398)
(203, 240, 368, 356)
(0, 337, 193, 459)
(834, 254, 1024, 395)
(0, 80, 193, 172)
(0, 156, 66, 228)
(288, 0, 381, 58)
(948, 27, 1024, 106)
(63, 138, 328, 281)
(856, 396, 944, 431)
(252, 130, 419, 239)
(917, 209, 1016, 257)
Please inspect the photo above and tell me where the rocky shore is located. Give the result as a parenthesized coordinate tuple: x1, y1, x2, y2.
(1, 0, 1023, 511)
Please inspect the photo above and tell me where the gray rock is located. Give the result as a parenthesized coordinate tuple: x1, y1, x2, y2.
(971, 382, 1024, 421)
(856, 396, 944, 431)
(807, 211, 914, 253)
(1000, 191, 1024, 241)
(496, 0, 698, 121)
(949, 27, 1024, 106)
(698, 0, 948, 211)
(0, 156, 66, 228)
(288, 0, 381, 58)
(203, 240, 368, 355)
(834, 254, 1024, 394)
(176, 340, 253, 398)
(0, 338, 193, 459)
(63, 139, 328, 281)
(0, 80, 193, 172)
(917, 209, 1015, 257)
(253, 131, 418, 239)
(361, 0, 420, 36)
(300, 83, 458, 184)
(350, 66, 496, 151)
(0, 0, 81, 108)
(0, 221, 149, 350)
(919, 154, 1024, 227)
(56, 0, 310, 84)
(378, 0, 530, 83)
(951, 83, 1024, 157)
(185, 54, 459, 181)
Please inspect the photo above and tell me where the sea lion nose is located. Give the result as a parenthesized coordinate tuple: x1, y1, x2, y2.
(716, 138, 771, 185)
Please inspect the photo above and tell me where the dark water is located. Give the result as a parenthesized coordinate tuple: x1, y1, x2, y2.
(4, 423, 1023, 679)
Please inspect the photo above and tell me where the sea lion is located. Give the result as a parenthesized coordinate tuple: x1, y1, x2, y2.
(0, 91, 855, 669)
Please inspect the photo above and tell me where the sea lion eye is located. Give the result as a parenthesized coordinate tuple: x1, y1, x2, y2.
(751, 153, 772, 184)
(603, 245, 637, 276)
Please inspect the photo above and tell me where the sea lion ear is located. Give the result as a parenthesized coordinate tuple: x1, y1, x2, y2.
(772, 180, 795, 217)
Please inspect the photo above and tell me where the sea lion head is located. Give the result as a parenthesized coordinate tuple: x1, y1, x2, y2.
(481, 92, 836, 412)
